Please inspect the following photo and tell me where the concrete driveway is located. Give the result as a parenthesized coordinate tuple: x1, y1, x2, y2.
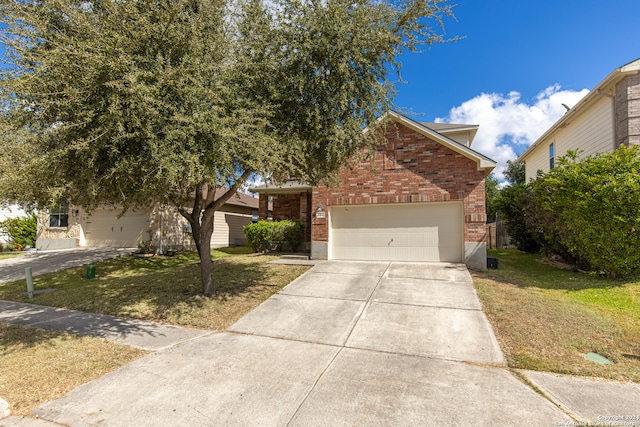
(29, 261, 572, 426)
(0, 248, 134, 284)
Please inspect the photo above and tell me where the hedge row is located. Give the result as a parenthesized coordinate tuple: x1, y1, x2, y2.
(498, 146, 640, 278)
(243, 220, 304, 252)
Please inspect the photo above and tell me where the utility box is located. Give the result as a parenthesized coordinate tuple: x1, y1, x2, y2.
(86, 265, 96, 279)
(487, 257, 498, 269)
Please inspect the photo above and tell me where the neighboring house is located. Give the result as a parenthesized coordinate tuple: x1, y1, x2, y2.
(518, 58, 640, 182)
(36, 190, 258, 251)
(0, 204, 29, 245)
(252, 111, 496, 270)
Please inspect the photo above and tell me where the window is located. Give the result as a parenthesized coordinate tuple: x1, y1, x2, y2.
(549, 143, 555, 169)
(49, 203, 69, 228)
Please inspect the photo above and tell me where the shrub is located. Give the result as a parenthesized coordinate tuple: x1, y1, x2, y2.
(277, 220, 303, 252)
(244, 220, 304, 252)
(244, 220, 273, 252)
(527, 146, 640, 277)
(0, 213, 37, 249)
(136, 240, 155, 254)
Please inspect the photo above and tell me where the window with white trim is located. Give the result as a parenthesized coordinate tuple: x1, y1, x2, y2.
(49, 203, 69, 228)
(549, 143, 555, 170)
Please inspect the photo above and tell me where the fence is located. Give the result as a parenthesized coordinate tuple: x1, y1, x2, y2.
(486, 220, 515, 249)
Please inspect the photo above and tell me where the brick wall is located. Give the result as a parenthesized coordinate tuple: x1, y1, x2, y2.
(311, 122, 489, 243)
(271, 193, 301, 221)
(300, 192, 311, 242)
(616, 74, 640, 147)
(263, 192, 312, 242)
(258, 196, 269, 219)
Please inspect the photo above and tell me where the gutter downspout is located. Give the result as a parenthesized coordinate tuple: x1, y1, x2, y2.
(596, 89, 618, 149)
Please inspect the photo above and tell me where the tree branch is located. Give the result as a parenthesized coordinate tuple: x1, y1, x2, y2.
(207, 169, 253, 212)
(191, 182, 206, 220)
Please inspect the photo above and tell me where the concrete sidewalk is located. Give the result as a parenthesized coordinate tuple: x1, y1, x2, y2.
(0, 300, 212, 351)
(1, 261, 639, 426)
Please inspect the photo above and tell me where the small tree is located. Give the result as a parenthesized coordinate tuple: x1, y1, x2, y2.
(494, 160, 539, 252)
(494, 183, 540, 252)
(503, 160, 526, 185)
(485, 173, 500, 222)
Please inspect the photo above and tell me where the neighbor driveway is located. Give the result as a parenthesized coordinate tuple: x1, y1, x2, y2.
(0, 248, 134, 284)
(28, 260, 572, 426)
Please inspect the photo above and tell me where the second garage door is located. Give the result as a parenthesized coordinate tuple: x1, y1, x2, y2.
(84, 209, 151, 247)
(329, 202, 463, 262)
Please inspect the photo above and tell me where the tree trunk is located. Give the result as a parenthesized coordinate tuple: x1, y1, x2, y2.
(197, 217, 215, 296)
(177, 172, 252, 296)
(186, 205, 216, 296)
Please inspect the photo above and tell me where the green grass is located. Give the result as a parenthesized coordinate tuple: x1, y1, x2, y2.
(0, 322, 146, 415)
(0, 251, 24, 261)
(216, 246, 255, 255)
(474, 249, 640, 382)
(0, 248, 310, 330)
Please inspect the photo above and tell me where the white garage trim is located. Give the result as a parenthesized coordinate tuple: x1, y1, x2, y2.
(329, 202, 463, 262)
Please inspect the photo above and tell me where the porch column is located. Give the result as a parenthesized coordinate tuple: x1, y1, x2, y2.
(299, 192, 311, 242)
(258, 195, 269, 220)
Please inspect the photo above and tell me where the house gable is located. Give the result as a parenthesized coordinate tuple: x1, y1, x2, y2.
(422, 122, 479, 148)
(314, 121, 489, 207)
(386, 111, 495, 171)
(311, 117, 494, 268)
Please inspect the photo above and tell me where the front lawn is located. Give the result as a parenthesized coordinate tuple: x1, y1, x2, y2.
(0, 248, 310, 330)
(474, 249, 640, 382)
(0, 323, 147, 416)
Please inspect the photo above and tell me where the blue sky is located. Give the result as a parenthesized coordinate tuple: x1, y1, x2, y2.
(394, 0, 640, 178)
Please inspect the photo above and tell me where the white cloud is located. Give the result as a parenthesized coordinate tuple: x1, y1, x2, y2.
(241, 173, 266, 196)
(436, 85, 589, 180)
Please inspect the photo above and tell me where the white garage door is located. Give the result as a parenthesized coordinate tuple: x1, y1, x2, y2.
(329, 202, 463, 262)
(84, 209, 151, 247)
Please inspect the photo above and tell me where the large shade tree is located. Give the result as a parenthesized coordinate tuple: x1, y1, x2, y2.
(0, 0, 455, 294)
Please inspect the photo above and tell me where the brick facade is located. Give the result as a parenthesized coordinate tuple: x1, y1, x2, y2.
(258, 196, 269, 220)
(271, 193, 301, 221)
(267, 192, 312, 242)
(616, 74, 640, 147)
(311, 122, 489, 245)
